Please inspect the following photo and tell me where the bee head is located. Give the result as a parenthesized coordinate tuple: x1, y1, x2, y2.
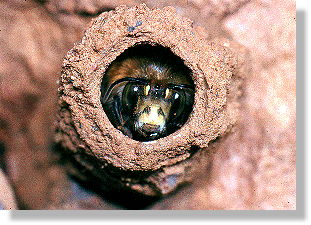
(101, 44, 195, 142)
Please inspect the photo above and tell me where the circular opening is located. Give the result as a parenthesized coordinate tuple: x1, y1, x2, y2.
(100, 43, 195, 142)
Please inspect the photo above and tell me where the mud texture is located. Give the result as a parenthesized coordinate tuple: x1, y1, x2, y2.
(56, 4, 245, 197)
(0, 0, 295, 210)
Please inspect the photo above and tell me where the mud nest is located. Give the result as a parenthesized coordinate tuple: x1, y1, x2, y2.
(56, 4, 243, 196)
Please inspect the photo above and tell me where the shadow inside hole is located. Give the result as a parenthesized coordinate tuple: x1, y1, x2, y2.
(53, 143, 161, 209)
(69, 175, 161, 210)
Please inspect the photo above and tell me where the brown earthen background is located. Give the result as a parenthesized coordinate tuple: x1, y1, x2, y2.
(0, 0, 295, 209)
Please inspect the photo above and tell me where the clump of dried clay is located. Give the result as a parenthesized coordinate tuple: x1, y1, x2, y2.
(56, 4, 244, 196)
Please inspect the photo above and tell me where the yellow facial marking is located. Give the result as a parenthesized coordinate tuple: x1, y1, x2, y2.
(165, 88, 170, 98)
(145, 85, 150, 96)
(139, 105, 165, 126)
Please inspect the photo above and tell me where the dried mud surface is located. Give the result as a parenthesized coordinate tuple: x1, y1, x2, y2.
(0, 0, 295, 209)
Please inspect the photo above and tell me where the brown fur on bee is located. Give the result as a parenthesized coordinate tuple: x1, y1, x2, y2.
(101, 44, 195, 141)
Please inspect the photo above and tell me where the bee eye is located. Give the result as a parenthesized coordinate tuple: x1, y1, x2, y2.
(167, 88, 194, 128)
(174, 92, 179, 99)
(169, 90, 184, 117)
(122, 82, 144, 113)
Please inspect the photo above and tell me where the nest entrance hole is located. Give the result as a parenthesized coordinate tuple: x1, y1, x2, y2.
(101, 43, 195, 142)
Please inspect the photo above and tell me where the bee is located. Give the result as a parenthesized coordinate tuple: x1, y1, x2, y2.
(101, 44, 195, 142)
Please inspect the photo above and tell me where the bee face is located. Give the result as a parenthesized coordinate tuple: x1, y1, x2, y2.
(101, 44, 194, 141)
(132, 85, 178, 139)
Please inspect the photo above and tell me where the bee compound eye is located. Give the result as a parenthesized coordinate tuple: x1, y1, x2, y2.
(174, 92, 179, 99)
(166, 88, 194, 130)
(169, 90, 184, 117)
(122, 83, 142, 112)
